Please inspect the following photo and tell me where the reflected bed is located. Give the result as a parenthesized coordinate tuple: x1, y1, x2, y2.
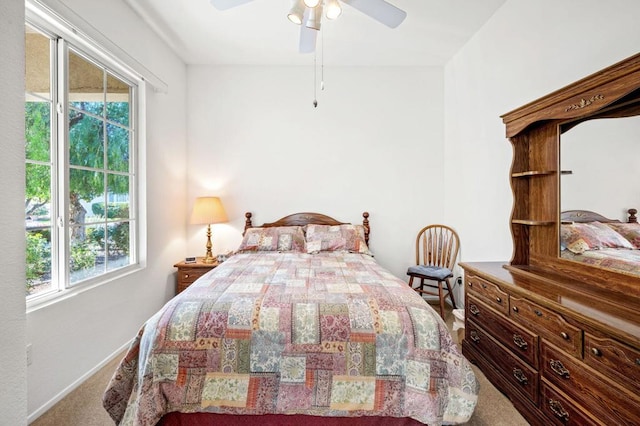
(560, 209, 640, 275)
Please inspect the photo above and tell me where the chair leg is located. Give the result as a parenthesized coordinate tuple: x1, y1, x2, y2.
(445, 278, 457, 309)
(408, 276, 414, 289)
(437, 281, 446, 320)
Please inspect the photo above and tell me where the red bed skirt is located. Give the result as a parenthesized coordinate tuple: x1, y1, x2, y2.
(158, 413, 426, 426)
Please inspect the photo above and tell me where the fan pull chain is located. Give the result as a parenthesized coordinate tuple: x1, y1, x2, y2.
(313, 49, 318, 108)
(320, 28, 325, 91)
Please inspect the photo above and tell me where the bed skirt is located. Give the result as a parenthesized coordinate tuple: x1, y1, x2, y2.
(158, 413, 425, 426)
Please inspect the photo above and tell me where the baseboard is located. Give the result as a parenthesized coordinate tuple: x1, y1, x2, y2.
(27, 340, 131, 424)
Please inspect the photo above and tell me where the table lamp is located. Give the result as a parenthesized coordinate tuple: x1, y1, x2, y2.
(190, 196, 228, 264)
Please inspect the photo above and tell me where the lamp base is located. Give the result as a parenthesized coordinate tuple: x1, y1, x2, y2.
(202, 255, 216, 264)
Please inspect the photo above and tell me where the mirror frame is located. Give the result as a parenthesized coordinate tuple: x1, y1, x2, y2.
(501, 52, 640, 298)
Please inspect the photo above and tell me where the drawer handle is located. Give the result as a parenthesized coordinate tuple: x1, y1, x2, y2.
(591, 347, 601, 357)
(469, 304, 480, 316)
(560, 332, 569, 340)
(548, 399, 570, 421)
(513, 334, 528, 350)
(512, 368, 528, 385)
(496, 297, 502, 303)
(468, 282, 473, 287)
(534, 309, 543, 317)
(550, 359, 570, 378)
(470, 331, 480, 343)
(184, 274, 190, 278)
(512, 306, 519, 313)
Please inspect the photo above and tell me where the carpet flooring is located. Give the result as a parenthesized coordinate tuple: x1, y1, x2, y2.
(30, 305, 529, 426)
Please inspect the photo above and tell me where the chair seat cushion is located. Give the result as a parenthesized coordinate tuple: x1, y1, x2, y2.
(407, 265, 453, 281)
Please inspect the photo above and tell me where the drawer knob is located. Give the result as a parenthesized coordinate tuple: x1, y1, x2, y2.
(560, 332, 569, 340)
(636, 358, 640, 366)
(512, 368, 528, 385)
(469, 304, 480, 316)
(548, 399, 570, 421)
(481, 283, 487, 289)
(550, 359, 570, 378)
(534, 309, 543, 317)
(470, 331, 480, 343)
(591, 347, 601, 357)
(185, 274, 190, 278)
(513, 334, 528, 350)
(468, 282, 473, 287)
(496, 297, 502, 303)
(512, 306, 519, 313)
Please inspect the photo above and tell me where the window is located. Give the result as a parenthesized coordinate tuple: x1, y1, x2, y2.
(25, 18, 139, 304)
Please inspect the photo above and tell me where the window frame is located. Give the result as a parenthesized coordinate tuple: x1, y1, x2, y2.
(26, 5, 144, 310)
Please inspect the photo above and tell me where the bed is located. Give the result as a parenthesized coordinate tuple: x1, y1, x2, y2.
(103, 212, 479, 426)
(560, 208, 640, 274)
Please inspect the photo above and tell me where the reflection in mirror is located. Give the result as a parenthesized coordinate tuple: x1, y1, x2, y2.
(560, 116, 640, 276)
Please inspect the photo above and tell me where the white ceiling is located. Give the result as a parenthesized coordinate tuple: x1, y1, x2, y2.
(125, 0, 506, 67)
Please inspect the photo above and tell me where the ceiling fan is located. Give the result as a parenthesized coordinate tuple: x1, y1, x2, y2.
(209, 0, 407, 53)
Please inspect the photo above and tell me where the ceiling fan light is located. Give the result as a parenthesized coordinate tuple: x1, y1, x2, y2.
(303, 0, 321, 8)
(325, 0, 342, 20)
(287, 0, 305, 24)
(305, 4, 322, 30)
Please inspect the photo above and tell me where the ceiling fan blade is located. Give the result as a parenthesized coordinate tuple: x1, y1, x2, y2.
(341, 0, 407, 28)
(299, 25, 317, 54)
(209, 0, 255, 11)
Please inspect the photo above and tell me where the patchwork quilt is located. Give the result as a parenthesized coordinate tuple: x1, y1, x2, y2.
(103, 252, 478, 425)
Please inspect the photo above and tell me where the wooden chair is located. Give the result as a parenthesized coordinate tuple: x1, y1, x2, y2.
(407, 224, 460, 319)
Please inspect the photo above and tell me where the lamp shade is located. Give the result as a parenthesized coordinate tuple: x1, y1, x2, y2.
(190, 197, 228, 225)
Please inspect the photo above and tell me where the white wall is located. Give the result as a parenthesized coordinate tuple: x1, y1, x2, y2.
(23, 0, 188, 419)
(444, 0, 640, 267)
(0, 0, 27, 423)
(186, 66, 445, 281)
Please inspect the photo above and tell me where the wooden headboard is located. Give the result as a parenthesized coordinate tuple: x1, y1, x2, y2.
(561, 208, 637, 224)
(244, 212, 371, 245)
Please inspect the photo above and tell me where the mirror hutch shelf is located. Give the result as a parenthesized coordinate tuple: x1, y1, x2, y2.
(460, 53, 640, 426)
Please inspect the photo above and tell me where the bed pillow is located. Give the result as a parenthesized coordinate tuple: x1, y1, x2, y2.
(305, 224, 371, 255)
(605, 222, 640, 249)
(560, 221, 634, 254)
(236, 226, 306, 252)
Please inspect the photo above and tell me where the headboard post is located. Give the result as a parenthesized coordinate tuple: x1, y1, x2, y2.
(362, 212, 370, 245)
(629, 208, 638, 223)
(244, 212, 253, 235)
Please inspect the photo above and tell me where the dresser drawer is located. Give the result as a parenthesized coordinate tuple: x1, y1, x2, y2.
(541, 341, 640, 426)
(465, 274, 509, 315)
(510, 296, 582, 358)
(540, 381, 601, 426)
(467, 295, 539, 367)
(585, 332, 640, 394)
(467, 321, 539, 405)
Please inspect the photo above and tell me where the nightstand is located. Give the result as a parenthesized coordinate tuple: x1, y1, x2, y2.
(173, 258, 219, 294)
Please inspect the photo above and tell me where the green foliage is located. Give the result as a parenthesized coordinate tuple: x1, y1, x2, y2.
(87, 222, 130, 256)
(70, 241, 97, 272)
(91, 202, 130, 219)
(25, 102, 52, 216)
(25, 100, 131, 213)
(26, 232, 51, 292)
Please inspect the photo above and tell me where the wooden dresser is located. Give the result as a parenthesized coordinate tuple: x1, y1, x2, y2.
(461, 262, 640, 425)
(462, 53, 640, 425)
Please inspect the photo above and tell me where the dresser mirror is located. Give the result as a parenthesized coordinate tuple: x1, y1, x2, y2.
(559, 110, 640, 276)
